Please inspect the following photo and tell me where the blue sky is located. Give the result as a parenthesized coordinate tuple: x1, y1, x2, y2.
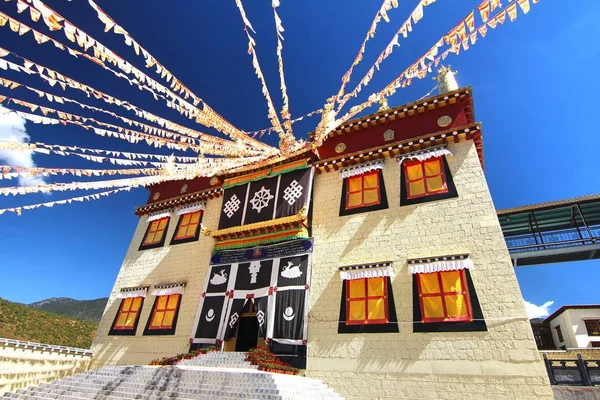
(0, 0, 598, 320)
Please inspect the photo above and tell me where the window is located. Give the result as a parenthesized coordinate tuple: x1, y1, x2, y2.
(143, 294, 182, 335)
(591, 341, 600, 348)
(404, 157, 448, 199)
(171, 211, 202, 244)
(139, 217, 170, 250)
(346, 171, 381, 210)
(400, 156, 458, 206)
(416, 270, 472, 323)
(555, 325, 564, 342)
(338, 276, 399, 334)
(109, 297, 143, 335)
(339, 169, 389, 216)
(346, 277, 389, 325)
(585, 320, 600, 336)
(412, 269, 486, 333)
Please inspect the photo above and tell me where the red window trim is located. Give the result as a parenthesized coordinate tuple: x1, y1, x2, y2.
(345, 170, 382, 210)
(404, 157, 448, 200)
(173, 211, 202, 241)
(142, 217, 170, 246)
(416, 270, 473, 323)
(345, 277, 389, 325)
(113, 297, 142, 330)
(148, 294, 181, 330)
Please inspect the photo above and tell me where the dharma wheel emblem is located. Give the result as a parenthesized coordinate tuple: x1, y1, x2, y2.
(383, 129, 395, 141)
(437, 115, 453, 127)
(209, 177, 219, 186)
(335, 143, 347, 153)
(152, 192, 160, 200)
(180, 184, 188, 194)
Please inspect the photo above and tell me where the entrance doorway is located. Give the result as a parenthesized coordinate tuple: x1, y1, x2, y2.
(235, 316, 259, 351)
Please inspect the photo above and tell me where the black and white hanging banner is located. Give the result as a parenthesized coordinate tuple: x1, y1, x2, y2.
(235, 259, 274, 292)
(272, 289, 307, 344)
(194, 295, 228, 343)
(276, 255, 309, 288)
(205, 265, 232, 294)
(218, 168, 313, 230)
(255, 296, 269, 338)
(224, 298, 248, 339)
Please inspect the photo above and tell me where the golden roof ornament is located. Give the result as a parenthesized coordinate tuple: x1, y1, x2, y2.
(434, 65, 459, 94)
(378, 97, 390, 112)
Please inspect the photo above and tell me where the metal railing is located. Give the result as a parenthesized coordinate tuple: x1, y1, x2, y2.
(0, 337, 93, 356)
(544, 354, 600, 386)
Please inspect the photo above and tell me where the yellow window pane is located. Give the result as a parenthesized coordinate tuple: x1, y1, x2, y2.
(426, 176, 445, 192)
(406, 164, 423, 180)
(116, 313, 128, 327)
(367, 299, 386, 320)
(144, 231, 156, 244)
(348, 300, 366, 322)
(364, 173, 378, 189)
(157, 296, 168, 310)
(368, 277, 385, 297)
(149, 220, 159, 231)
(151, 311, 164, 327)
(176, 226, 187, 238)
(167, 294, 179, 309)
(158, 218, 168, 229)
(419, 273, 440, 294)
(347, 193, 363, 208)
(445, 295, 469, 319)
(121, 298, 132, 312)
(348, 280, 365, 299)
(186, 223, 198, 236)
(153, 230, 165, 242)
(422, 296, 445, 319)
(409, 180, 426, 197)
(190, 211, 201, 223)
(162, 311, 175, 327)
(363, 189, 379, 205)
(124, 313, 136, 327)
(441, 271, 462, 293)
(131, 297, 142, 311)
(424, 159, 441, 176)
(181, 214, 191, 225)
(348, 176, 363, 192)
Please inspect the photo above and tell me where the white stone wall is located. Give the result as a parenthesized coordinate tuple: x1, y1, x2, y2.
(549, 313, 572, 348)
(551, 309, 600, 349)
(90, 196, 223, 368)
(0, 343, 91, 395)
(307, 141, 553, 399)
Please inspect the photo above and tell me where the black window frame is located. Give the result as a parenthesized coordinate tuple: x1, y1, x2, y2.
(108, 297, 145, 336)
(138, 217, 171, 251)
(339, 168, 389, 217)
(170, 210, 204, 245)
(585, 320, 600, 336)
(142, 294, 183, 336)
(400, 156, 458, 206)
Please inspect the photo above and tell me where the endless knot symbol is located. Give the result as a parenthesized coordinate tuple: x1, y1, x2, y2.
(229, 312, 239, 328)
(249, 186, 274, 213)
(256, 310, 265, 327)
(282, 180, 304, 206)
(223, 194, 241, 218)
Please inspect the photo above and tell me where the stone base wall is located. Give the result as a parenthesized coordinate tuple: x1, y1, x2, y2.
(0, 339, 92, 395)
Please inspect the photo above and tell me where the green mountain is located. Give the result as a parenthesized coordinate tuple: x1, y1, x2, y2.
(0, 298, 97, 349)
(28, 297, 108, 322)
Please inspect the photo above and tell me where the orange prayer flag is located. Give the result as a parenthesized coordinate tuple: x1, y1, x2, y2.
(507, 3, 518, 21)
(478, 1, 490, 22)
(490, 0, 501, 11)
(497, 10, 506, 24)
(478, 25, 488, 37)
(465, 11, 475, 32)
(456, 21, 467, 41)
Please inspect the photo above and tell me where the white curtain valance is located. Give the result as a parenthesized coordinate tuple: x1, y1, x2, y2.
(117, 287, 148, 299)
(397, 144, 452, 165)
(408, 255, 473, 274)
(176, 202, 205, 216)
(339, 262, 393, 281)
(147, 209, 172, 222)
(151, 283, 186, 296)
(340, 160, 385, 179)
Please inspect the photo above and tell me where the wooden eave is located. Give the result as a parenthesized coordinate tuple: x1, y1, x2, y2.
(308, 86, 474, 141)
(313, 122, 483, 173)
(135, 186, 223, 216)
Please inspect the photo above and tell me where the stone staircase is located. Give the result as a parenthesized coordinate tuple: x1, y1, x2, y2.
(1, 351, 343, 400)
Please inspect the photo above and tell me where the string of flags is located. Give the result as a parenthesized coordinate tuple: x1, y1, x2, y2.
(1, 165, 163, 180)
(234, 0, 297, 153)
(0, 186, 133, 216)
(317, 0, 538, 144)
(272, 0, 294, 142)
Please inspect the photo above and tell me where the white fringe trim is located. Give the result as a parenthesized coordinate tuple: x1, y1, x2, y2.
(176, 202, 206, 216)
(340, 160, 385, 179)
(147, 210, 172, 222)
(397, 145, 452, 165)
(151, 286, 185, 296)
(409, 258, 473, 274)
(340, 266, 393, 281)
(117, 288, 147, 298)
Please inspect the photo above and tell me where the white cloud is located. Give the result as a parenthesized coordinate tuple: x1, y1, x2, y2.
(0, 105, 46, 186)
(524, 300, 555, 319)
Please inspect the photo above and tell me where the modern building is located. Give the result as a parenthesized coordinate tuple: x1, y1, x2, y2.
(545, 305, 600, 350)
(91, 74, 554, 399)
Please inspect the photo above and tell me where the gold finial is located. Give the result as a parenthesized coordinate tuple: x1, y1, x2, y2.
(434, 65, 459, 94)
(378, 97, 389, 112)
